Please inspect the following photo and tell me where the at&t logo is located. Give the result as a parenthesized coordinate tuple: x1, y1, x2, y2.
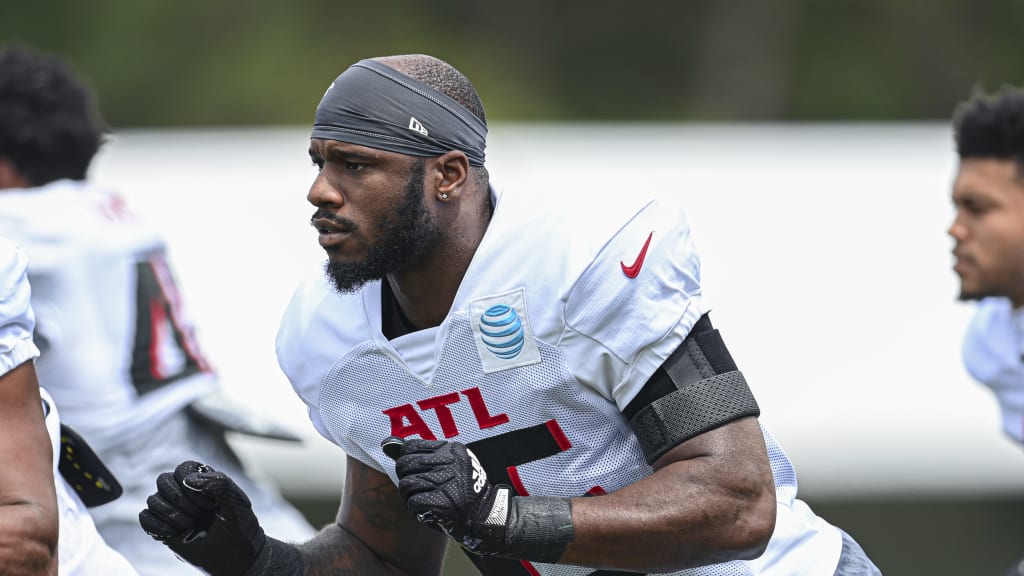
(479, 304, 524, 359)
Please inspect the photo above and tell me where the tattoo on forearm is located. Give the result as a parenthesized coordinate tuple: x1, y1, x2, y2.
(300, 525, 390, 575)
(299, 462, 445, 575)
(354, 464, 405, 531)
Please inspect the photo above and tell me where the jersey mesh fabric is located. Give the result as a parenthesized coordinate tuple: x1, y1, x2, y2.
(762, 424, 798, 502)
(316, 314, 812, 575)
(318, 314, 650, 497)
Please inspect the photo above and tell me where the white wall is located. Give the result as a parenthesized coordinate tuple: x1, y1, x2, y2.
(90, 123, 1024, 500)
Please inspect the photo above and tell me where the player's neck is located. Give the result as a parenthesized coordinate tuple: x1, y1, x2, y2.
(387, 206, 491, 330)
(386, 253, 467, 330)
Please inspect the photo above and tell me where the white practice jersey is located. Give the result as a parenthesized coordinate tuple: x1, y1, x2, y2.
(0, 238, 137, 575)
(278, 187, 842, 576)
(0, 238, 39, 374)
(2, 182, 315, 575)
(962, 297, 1024, 443)
(0, 180, 217, 452)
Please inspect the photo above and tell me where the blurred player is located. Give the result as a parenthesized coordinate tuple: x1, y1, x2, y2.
(1, 237, 139, 575)
(953, 85, 1024, 444)
(0, 44, 315, 575)
(950, 85, 1024, 576)
(141, 53, 881, 575)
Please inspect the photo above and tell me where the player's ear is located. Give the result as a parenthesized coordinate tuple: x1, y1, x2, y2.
(432, 151, 469, 201)
(0, 158, 30, 190)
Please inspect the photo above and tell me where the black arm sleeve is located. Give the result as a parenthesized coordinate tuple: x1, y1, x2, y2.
(623, 313, 760, 464)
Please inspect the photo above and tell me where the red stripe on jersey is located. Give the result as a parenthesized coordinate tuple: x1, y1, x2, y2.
(546, 419, 571, 451)
(506, 466, 529, 496)
(586, 486, 607, 496)
(520, 560, 541, 575)
(150, 256, 211, 373)
(148, 299, 166, 380)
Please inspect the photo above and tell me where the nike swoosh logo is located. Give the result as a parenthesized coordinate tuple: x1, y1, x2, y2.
(620, 232, 653, 278)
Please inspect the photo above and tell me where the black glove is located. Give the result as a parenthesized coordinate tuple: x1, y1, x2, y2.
(393, 438, 575, 563)
(138, 461, 267, 576)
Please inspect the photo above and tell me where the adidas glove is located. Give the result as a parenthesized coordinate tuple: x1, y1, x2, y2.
(392, 438, 575, 564)
(138, 461, 302, 576)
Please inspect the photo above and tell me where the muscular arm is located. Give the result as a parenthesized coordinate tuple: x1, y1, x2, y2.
(0, 361, 59, 576)
(298, 455, 447, 575)
(562, 416, 776, 573)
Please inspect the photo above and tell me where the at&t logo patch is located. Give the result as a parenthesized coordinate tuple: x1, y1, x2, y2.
(480, 304, 524, 359)
(470, 289, 541, 373)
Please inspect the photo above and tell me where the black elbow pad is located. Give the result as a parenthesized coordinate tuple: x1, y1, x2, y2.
(623, 314, 760, 464)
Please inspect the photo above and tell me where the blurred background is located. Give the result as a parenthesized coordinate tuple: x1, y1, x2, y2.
(6, 0, 1024, 126)
(5, 2, 1024, 574)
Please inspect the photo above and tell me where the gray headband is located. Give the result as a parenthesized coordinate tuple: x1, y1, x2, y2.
(311, 59, 487, 166)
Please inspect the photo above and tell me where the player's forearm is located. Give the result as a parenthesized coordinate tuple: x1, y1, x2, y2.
(0, 504, 59, 576)
(0, 364, 60, 575)
(327, 456, 447, 576)
(561, 447, 776, 571)
(225, 527, 405, 576)
(286, 524, 411, 576)
(564, 469, 773, 571)
(253, 512, 446, 576)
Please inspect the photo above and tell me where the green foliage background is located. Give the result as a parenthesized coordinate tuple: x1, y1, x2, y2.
(4, 0, 1024, 127)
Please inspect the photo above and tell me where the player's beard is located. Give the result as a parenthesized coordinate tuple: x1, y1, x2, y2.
(955, 259, 1000, 303)
(959, 282, 1007, 303)
(956, 278, 986, 302)
(324, 160, 440, 294)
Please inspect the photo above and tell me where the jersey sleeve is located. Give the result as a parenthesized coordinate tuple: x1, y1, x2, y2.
(276, 269, 346, 444)
(560, 196, 706, 411)
(0, 238, 41, 376)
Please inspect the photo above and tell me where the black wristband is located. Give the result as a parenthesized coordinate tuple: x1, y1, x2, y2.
(503, 496, 575, 564)
(246, 537, 305, 576)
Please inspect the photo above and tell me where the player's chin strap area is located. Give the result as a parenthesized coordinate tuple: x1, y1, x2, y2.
(624, 313, 761, 464)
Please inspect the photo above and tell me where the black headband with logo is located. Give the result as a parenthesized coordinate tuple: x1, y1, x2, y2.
(311, 59, 487, 166)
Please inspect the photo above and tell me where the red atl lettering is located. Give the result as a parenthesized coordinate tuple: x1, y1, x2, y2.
(417, 393, 461, 438)
(381, 404, 437, 440)
(382, 386, 509, 439)
(460, 388, 509, 429)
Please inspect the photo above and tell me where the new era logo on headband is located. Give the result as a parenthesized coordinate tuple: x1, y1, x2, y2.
(408, 117, 428, 136)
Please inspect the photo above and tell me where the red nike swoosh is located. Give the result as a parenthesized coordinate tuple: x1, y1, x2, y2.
(621, 232, 653, 278)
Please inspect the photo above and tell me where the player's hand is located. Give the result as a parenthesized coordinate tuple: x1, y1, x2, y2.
(138, 460, 266, 576)
(393, 439, 509, 554)
(390, 438, 575, 563)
